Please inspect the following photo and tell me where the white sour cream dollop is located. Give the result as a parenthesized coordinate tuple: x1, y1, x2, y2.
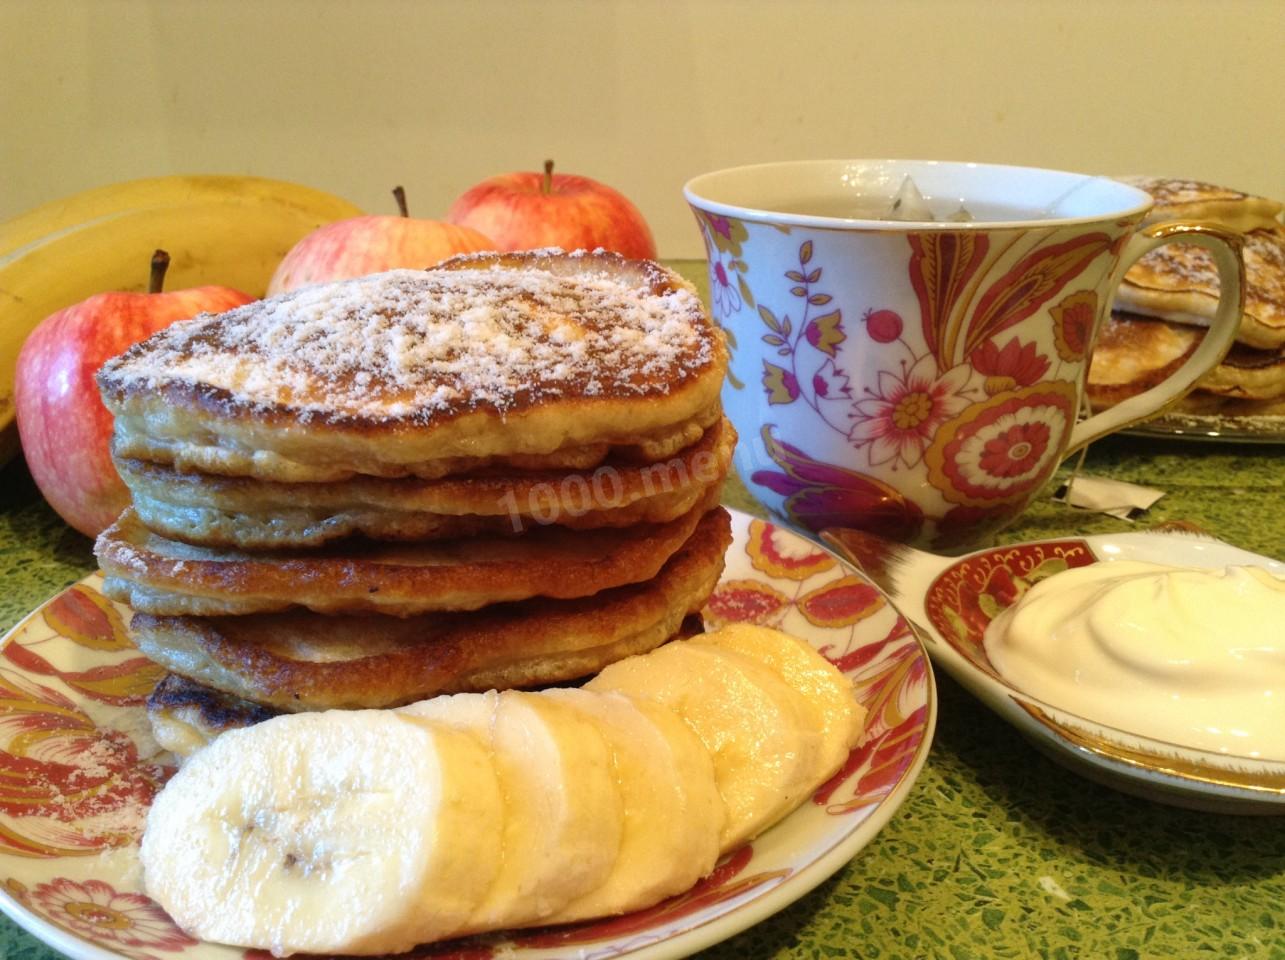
(982, 561, 1285, 759)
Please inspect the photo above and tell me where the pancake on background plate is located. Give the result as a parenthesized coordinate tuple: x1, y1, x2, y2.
(1087, 310, 1285, 412)
(1089, 178, 1285, 420)
(1115, 225, 1285, 351)
(1117, 175, 1282, 233)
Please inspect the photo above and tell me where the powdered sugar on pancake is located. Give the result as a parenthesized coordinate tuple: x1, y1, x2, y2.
(1125, 228, 1284, 327)
(99, 263, 717, 425)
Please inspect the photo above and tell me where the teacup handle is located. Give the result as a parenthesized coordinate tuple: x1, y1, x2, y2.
(1065, 222, 1245, 454)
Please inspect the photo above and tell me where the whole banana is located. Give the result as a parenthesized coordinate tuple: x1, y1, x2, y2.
(0, 174, 361, 263)
(0, 175, 363, 455)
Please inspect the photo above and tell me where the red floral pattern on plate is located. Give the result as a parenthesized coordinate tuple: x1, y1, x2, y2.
(0, 589, 168, 859)
(815, 618, 929, 814)
(703, 579, 792, 629)
(796, 577, 885, 628)
(745, 519, 836, 581)
(15, 876, 195, 952)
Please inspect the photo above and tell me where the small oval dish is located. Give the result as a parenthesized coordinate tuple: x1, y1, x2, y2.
(822, 525, 1285, 814)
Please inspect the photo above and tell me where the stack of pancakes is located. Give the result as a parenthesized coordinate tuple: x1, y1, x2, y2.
(92, 250, 734, 755)
(1087, 176, 1285, 418)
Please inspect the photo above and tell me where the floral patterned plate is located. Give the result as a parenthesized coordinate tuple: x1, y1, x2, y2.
(0, 508, 935, 960)
(823, 525, 1285, 815)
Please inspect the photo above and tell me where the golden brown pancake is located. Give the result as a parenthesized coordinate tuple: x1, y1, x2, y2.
(97, 251, 728, 482)
(108, 404, 722, 484)
(1118, 175, 1283, 233)
(145, 673, 281, 759)
(1087, 311, 1285, 409)
(1172, 394, 1285, 417)
(1100, 177, 1285, 418)
(113, 416, 735, 549)
(1085, 310, 1196, 408)
(1204, 346, 1285, 398)
(144, 617, 711, 759)
(97, 490, 718, 617)
(129, 508, 732, 712)
(1115, 226, 1285, 350)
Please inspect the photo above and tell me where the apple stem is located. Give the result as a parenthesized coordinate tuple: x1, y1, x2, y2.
(149, 250, 170, 294)
(393, 186, 409, 217)
(542, 160, 554, 195)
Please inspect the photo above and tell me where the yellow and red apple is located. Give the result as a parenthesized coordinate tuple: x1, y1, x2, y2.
(267, 187, 493, 294)
(15, 252, 253, 537)
(447, 161, 657, 259)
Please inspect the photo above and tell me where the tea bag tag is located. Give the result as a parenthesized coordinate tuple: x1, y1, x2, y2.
(1054, 475, 1166, 521)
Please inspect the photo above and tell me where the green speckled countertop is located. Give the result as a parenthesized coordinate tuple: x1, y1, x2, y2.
(2, 261, 1284, 960)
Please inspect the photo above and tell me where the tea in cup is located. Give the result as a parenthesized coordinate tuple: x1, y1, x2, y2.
(685, 160, 1244, 551)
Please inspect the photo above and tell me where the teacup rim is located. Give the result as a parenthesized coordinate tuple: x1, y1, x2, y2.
(683, 158, 1155, 231)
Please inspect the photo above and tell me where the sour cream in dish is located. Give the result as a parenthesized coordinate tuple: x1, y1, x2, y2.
(983, 561, 1285, 759)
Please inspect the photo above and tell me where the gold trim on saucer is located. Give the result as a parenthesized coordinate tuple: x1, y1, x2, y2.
(1014, 699, 1285, 795)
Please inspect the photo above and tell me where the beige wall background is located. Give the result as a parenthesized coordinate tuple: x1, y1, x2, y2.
(3, 0, 1282, 259)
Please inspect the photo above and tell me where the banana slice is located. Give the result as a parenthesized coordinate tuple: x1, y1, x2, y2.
(541, 688, 724, 921)
(692, 624, 866, 781)
(588, 642, 822, 851)
(403, 689, 624, 931)
(400, 688, 497, 732)
(140, 709, 503, 957)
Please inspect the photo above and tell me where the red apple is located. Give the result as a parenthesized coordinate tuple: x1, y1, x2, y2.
(15, 251, 253, 537)
(267, 187, 494, 294)
(447, 160, 657, 259)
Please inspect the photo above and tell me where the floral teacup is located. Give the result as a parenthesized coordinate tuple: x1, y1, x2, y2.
(685, 160, 1244, 552)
